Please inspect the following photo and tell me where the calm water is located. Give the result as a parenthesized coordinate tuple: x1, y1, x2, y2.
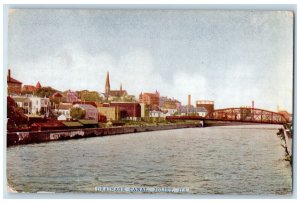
(7, 125, 292, 195)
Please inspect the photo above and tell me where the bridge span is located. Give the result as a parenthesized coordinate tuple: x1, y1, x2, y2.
(166, 108, 289, 125)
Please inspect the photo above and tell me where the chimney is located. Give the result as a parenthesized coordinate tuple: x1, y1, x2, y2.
(252, 100, 254, 109)
(188, 94, 191, 113)
(8, 69, 11, 81)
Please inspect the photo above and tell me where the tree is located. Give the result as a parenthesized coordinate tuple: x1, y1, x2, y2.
(70, 107, 85, 120)
(78, 90, 102, 102)
(34, 87, 57, 98)
(7, 96, 27, 129)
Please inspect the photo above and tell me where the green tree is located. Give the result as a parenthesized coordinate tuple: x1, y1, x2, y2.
(70, 107, 86, 120)
(79, 90, 102, 102)
(34, 87, 57, 98)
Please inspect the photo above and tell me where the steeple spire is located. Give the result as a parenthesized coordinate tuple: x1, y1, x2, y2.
(105, 71, 110, 94)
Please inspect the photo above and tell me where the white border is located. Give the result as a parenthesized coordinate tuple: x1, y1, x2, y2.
(1, 1, 299, 203)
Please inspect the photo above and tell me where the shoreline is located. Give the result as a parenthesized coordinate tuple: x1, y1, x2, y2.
(7, 123, 202, 146)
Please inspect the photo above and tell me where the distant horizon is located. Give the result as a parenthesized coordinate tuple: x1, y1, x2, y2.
(7, 9, 293, 112)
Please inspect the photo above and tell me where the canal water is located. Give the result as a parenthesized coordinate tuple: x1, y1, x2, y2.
(6, 125, 292, 195)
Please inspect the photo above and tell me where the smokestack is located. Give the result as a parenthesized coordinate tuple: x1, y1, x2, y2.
(188, 94, 191, 113)
(8, 69, 11, 81)
(252, 100, 254, 109)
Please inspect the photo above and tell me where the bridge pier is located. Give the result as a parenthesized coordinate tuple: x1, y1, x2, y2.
(200, 120, 205, 128)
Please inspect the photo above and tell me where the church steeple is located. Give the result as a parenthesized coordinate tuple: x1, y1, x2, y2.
(105, 71, 110, 95)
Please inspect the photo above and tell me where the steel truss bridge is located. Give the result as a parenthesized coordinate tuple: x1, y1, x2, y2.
(166, 108, 289, 125)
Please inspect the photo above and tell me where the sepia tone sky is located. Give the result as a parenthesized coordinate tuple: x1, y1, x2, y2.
(7, 9, 293, 112)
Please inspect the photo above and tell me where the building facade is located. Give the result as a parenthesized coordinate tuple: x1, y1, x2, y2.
(73, 104, 98, 121)
(97, 106, 120, 121)
(66, 90, 78, 103)
(139, 91, 160, 110)
(195, 100, 214, 114)
(7, 69, 22, 95)
(109, 102, 141, 120)
(28, 96, 51, 116)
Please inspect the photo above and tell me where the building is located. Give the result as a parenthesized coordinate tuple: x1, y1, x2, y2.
(66, 90, 78, 103)
(140, 103, 150, 118)
(22, 85, 36, 94)
(97, 106, 120, 121)
(56, 103, 73, 120)
(109, 102, 141, 120)
(36, 81, 42, 90)
(7, 69, 22, 95)
(195, 107, 208, 117)
(57, 114, 68, 121)
(73, 104, 98, 121)
(195, 100, 214, 114)
(29, 96, 51, 116)
(159, 96, 168, 107)
(51, 92, 63, 103)
(180, 105, 196, 115)
(149, 110, 164, 118)
(12, 96, 32, 114)
(139, 91, 160, 110)
(104, 71, 128, 101)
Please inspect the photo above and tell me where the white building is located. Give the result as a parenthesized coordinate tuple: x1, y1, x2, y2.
(195, 107, 208, 117)
(29, 96, 51, 116)
(56, 103, 73, 120)
(149, 110, 164, 118)
(57, 114, 67, 121)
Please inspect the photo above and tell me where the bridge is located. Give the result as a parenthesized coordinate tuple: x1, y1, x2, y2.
(166, 108, 289, 125)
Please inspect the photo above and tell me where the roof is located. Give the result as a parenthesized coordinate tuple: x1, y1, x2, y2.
(13, 97, 30, 103)
(109, 90, 128, 97)
(52, 92, 63, 98)
(22, 85, 36, 92)
(58, 103, 73, 110)
(36, 81, 41, 89)
(78, 120, 98, 125)
(62, 121, 84, 127)
(7, 76, 22, 84)
(74, 104, 97, 110)
(195, 107, 208, 112)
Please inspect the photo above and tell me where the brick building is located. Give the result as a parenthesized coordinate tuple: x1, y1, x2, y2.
(139, 91, 160, 110)
(109, 102, 141, 120)
(7, 69, 22, 95)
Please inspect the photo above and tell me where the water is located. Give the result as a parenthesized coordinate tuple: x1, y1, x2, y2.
(6, 125, 292, 195)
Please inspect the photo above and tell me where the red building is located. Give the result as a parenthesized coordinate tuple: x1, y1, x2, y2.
(22, 85, 36, 94)
(7, 69, 22, 95)
(109, 102, 141, 119)
(139, 91, 160, 110)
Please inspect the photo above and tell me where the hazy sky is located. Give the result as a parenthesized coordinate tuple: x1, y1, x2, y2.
(7, 9, 293, 112)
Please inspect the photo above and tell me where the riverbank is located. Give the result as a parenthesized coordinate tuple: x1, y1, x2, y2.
(7, 123, 201, 146)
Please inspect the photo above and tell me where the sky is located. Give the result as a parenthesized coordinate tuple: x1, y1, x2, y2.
(7, 9, 294, 112)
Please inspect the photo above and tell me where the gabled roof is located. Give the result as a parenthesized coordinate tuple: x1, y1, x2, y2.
(74, 103, 98, 110)
(52, 92, 63, 98)
(109, 90, 128, 97)
(22, 85, 36, 92)
(58, 103, 73, 110)
(13, 97, 31, 103)
(7, 76, 22, 84)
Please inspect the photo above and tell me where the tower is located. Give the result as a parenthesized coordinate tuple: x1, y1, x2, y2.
(105, 71, 110, 95)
